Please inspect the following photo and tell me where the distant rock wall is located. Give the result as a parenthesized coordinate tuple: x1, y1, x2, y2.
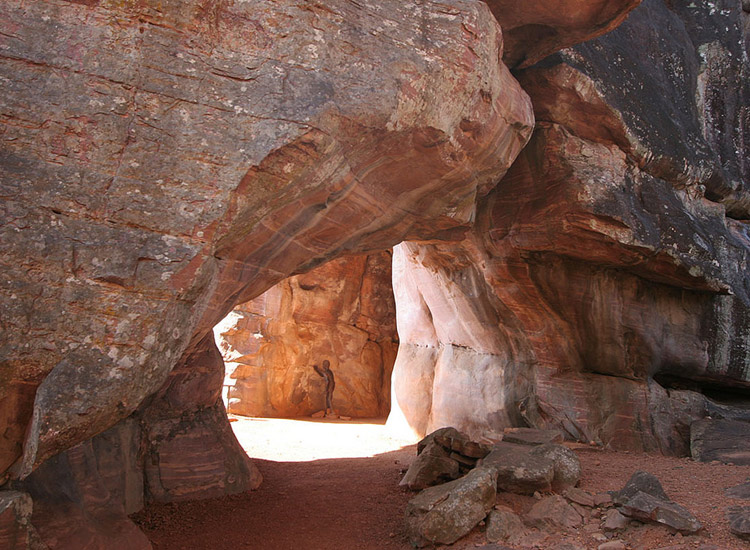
(216, 251, 397, 418)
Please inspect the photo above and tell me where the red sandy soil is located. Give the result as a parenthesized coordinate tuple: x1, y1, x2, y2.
(132, 417, 750, 550)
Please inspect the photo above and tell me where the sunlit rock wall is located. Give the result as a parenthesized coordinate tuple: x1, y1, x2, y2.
(216, 251, 397, 418)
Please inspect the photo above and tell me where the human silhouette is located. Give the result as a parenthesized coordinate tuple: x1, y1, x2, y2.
(312, 359, 335, 416)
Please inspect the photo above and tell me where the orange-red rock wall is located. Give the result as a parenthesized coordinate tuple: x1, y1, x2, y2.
(217, 251, 397, 418)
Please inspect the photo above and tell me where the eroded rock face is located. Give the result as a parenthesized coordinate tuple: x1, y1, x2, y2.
(0, 0, 533, 481)
(484, 0, 642, 68)
(216, 251, 397, 418)
(388, 0, 750, 452)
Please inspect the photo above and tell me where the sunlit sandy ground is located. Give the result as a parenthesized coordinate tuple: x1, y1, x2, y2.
(229, 415, 418, 462)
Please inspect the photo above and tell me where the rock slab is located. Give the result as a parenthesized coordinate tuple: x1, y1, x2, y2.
(614, 471, 701, 534)
(690, 419, 750, 465)
(727, 506, 750, 541)
(404, 466, 497, 547)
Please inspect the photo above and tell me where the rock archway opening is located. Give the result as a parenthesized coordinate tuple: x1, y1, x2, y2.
(211, 249, 414, 462)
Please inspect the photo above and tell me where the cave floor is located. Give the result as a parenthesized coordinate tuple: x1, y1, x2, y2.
(133, 416, 417, 550)
(133, 418, 750, 550)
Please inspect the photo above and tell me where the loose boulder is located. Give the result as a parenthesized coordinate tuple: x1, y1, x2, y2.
(612, 471, 669, 505)
(401, 427, 491, 490)
(480, 441, 581, 495)
(481, 442, 555, 495)
(404, 466, 497, 547)
(399, 439, 461, 491)
(613, 471, 701, 534)
(529, 443, 581, 492)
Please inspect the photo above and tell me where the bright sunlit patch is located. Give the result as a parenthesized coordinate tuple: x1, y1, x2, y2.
(229, 416, 417, 462)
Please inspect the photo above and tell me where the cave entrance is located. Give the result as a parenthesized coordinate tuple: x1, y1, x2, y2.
(212, 249, 406, 461)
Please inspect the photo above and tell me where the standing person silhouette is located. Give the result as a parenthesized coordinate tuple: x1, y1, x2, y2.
(312, 359, 335, 416)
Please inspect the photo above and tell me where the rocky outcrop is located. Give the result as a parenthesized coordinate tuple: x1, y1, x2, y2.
(216, 251, 397, 418)
(11, 419, 150, 550)
(0, 0, 533, 484)
(388, 0, 750, 452)
(0, 0, 536, 546)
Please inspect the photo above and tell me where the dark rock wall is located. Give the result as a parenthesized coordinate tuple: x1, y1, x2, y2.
(389, 0, 750, 451)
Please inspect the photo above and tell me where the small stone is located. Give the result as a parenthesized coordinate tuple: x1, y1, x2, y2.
(726, 481, 750, 500)
(565, 487, 595, 507)
(311, 410, 326, 418)
(525, 495, 583, 531)
(592, 532, 608, 542)
(594, 493, 614, 507)
(485, 505, 526, 543)
(597, 542, 626, 550)
(602, 509, 630, 531)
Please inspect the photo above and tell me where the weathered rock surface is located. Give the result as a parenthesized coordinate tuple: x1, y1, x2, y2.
(0, 491, 40, 550)
(12, 419, 150, 550)
(690, 419, 750, 465)
(727, 506, 750, 541)
(0, 0, 533, 482)
(484, 0, 642, 68)
(216, 251, 397, 418)
(529, 443, 581, 492)
(525, 495, 583, 531)
(388, 0, 750, 453)
(1, 0, 534, 546)
(404, 466, 497, 547)
(479, 439, 580, 495)
(481, 443, 555, 495)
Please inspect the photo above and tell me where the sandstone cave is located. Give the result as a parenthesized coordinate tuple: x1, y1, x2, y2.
(2, 0, 750, 549)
